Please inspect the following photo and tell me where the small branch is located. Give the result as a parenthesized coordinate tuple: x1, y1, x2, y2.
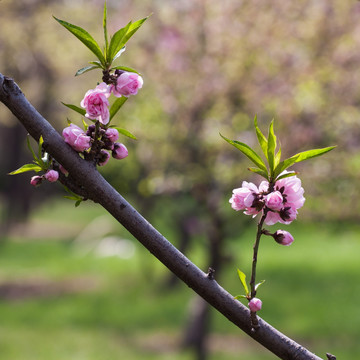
(0, 73, 327, 360)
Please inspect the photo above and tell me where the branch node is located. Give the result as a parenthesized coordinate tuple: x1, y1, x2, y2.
(2, 76, 22, 96)
(326, 353, 336, 360)
(207, 267, 215, 280)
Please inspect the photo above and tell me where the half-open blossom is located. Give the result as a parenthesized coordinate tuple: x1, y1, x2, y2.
(273, 230, 294, 246)
(112, 143, 128, 160)
(30, 175, 42, 186)
(81, 82, 110, 125)
(230, 181, 259, 212)
(63, 124, 91, 152)
(248, 297, 262, 312)
(110, 72, 143, 97)
(44, 170, 59, 182)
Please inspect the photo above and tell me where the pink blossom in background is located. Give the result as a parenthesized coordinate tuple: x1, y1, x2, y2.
(44, 170, 59, 182)
(30, 175, 42, 186)
(248, 297, 262, 312)
(273, 230, 294, 246)
(105, 128, 119, 143)
(112, 143, 128, 159)
(98, 150, 110, 166)
(62, 124, 91, 152)
(81, 82, 110, 125)
(110, 72, 143, 97)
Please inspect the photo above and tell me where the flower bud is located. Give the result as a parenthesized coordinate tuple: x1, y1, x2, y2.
(105, 128, 119, 143)
(265, 191, 283, 211)
(110, 72, 143, 97)
(273, 230, 294, 246)
(63, 124, 91, 152)
(112, 143, 128, 160)
(44, 170, 59, 183)
(30, 175, 43, 187)
(248, 297, 262, 312)
(98, 150, 110, 166)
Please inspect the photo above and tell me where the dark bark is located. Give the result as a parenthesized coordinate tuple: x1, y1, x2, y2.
(0, 73, 329, 360)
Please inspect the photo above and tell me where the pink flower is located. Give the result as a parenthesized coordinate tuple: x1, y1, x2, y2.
(30, 175, 42, 186)
(112, 143, 128, 159)
(110, 72, 143, 97)
(275, 175, 305, 210)
(265, 191, 283, 211)
(63, 124, 91, 152)
(273, 230, 294, 246)
(248, 298, 262, 312)
(230, 181, 259, 211)
(105, 128, 119, 143)
(98, 150, 110, 166)
(44, 170, 59, 183)
(80, 82, 110, 125)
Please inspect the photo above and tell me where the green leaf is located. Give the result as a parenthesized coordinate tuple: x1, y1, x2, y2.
(254, 115, 268, 158)
(110, 65, 140, 75)
(234, 295, 248, 300)
(26, 135, 38, 162)
(113, 127, 137, 140)
(108, 16, 149, 63)
(75, 200, 82, 207)
(292, 146, 336, 163)
(82, 118, 89, 131)
(275, 144, 282, 168)
(274, 146, 336, 179)
(267, 120, 277, 177)
(221, 134, 268, 172)
(62, 102, 86, 116)
(38, 135, 44, 160)
(108, 22, 131, 62)
(112, 46, 126, 62)
(8, 163, 42, 175)
(54, 16, 105, 66)
(109, 97, 128, 120)
(237, 269, 249, 296)
(255, 280, 265, 292)
(103, 2, 109, 60)
(75, 65, 101, 76)
(275, 171, 298, 181)
(248, 167, 269, 180)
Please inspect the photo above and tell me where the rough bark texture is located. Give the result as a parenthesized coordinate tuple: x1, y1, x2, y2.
(0, 73, 327, 360)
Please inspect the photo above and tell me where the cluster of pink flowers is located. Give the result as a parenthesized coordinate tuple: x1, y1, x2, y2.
(230, 174, 305, 227)
(80, 71, 143, 126)
(62, 124, 128, 165)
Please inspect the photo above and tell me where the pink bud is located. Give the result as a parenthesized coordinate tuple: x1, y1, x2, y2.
(265, 191, 283, 211)
(105, 128, 119, 143)
(112, 143, 128, 159)
(30, 175, 43, 186)
(110, 72, 143, 97)
(44, 170, 59, 183)
(98, 150, 110, 166)
(59, 165, 68, 175)
(248, 298, 262, 312)
(273, 230, 294, 246)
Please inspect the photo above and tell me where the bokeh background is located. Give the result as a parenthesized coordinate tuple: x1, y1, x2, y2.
(0, 0, 360, 359)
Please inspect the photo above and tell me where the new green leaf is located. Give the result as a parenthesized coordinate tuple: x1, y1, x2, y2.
(254, 115, 268, 158)
(75, 65, 101, 77)
(62, 102, 86, 116)
(113, 127, 137, 140)
(267, 120, 277, 177)
(54, 17, 105, 66)
(237, 269, 249, 296)
(9, 163, 42, 175)
(221, 134, 268, 172)
(110, 97, 128, 120)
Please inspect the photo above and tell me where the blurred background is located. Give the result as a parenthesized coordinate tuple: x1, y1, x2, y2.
(0, 0, 360, 359)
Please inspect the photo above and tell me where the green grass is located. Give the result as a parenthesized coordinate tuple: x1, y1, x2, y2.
(0, 199, 359, 359)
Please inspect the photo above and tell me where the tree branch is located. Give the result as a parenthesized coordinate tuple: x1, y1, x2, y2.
(0, 73, 326, 360)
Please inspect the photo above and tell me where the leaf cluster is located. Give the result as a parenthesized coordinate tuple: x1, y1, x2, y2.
(54, 3, 149, 76)
(221, 116, 336, 183)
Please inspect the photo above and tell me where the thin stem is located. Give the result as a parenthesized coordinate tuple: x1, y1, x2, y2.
(249, 209, 268, 329)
